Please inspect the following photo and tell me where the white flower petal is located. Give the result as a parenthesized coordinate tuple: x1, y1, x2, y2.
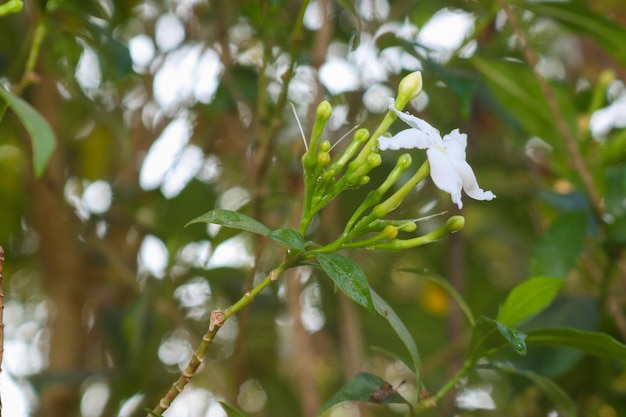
(427, 148, 464, 209)
(379, 128, 431, 150)
(449, 157, 496, 202)
(387, 100, 442, 145)
(442, 129, 467, 159)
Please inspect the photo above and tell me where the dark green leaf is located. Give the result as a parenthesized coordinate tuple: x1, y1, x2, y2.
(267, 228, 306, 251)
(497, 276, 563, 327)
(185, 209, 270, 236)
(219, 401, 249, 417)
(400, 269, 475, 327)
(318, 372, 411, 416)
(605, 164, 626, 218)
(530, 211, 588, 279)
(495, 363, 577, 417)
(314, 252, 374, 313)
(526, 327, 626, 361)
(469, 317, 527, 361)
(370, 288, 421, 377)
(0, 86, 56, 177)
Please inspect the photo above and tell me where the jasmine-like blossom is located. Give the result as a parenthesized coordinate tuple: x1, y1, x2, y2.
(379, 99, 495, 209)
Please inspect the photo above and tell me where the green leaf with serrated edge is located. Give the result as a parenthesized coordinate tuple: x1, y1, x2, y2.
(526, 328, 626, 361)
(530, 211, 588, 279)
(497, 276, 563, 327)
(318, 372, 411, 416)
(495, 363, 577, 417)
(469, 317, 527, 362)
(315, 252, 375, 313)
(267, 228, 306, 251)
(400, 269, 475, 327)
(185, 209, 270, 236)
(370, 288, 421, 377)
(0, 86, 56, 177)
(219, 401, 249, 417)
(144, 408, 164, 417)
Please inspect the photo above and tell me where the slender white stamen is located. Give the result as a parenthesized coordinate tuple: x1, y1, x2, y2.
(290, 102, 308, 152)
(329, 124, 360, 152)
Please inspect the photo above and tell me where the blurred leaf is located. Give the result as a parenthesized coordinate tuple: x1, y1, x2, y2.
(0, 0, 23, 17)
(219, 402, 249, 417)
(267, 228, 305, 251)
(315, 252, 375, 313)
(400, 268, 475, 326)
(605, 164, 626, 218)
(371, 288, 421, 377)
(318, 372, 411, 416)
(530, 211, 588, 279)
(497, 276, 563, 327)
(495, 362, 577, 417)
(469, 317, 527, 361)
(526, 328, 626, 361)
(0, 86, 56, 177)
(186, 209, 271, 236)
(521, 0, 626, 66)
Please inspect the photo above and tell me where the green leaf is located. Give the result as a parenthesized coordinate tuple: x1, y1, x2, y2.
(370, 288, 421, 377)
(526, 327, 626, 361)
(530, 211, 588, 279)
(495, 363, 577, 417)
(469, 317, 527, 361)
(144, 409, 164, 417)
(219, 401, 249, 417)
(314, 252, 375, 313)
(267, 228, 306, 251)
(497, 276, 563, 327)
(318, 372, 411, 416)
(400, 268, 475, 327)
(0, 86, 56, 177)
(606, 164, 626, 218)
(185, 209, 270, 236)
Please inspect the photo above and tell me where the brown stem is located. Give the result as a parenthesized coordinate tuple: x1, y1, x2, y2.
(497, 0, 604, 217)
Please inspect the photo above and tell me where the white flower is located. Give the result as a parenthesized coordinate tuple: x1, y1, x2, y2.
(379, 99, 495, 209)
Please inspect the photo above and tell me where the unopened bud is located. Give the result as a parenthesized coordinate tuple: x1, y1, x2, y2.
(446, 215, 465, 232)
(316, 100, 333, 121)
(398, 71, 423, 102)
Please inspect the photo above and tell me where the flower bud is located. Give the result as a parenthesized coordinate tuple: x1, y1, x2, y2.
(398, 71, 423, 102)
(382, 225, 398, 239)
(317, 152, 331, 167)
(445, 215, 465, 233)
(316, 100, 333, 122)
(319, 140, 331, 152)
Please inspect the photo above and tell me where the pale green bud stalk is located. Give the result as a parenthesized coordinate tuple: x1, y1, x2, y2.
(373, 215, 465, 250)
(303, 101, 332, 170)
(372, 160, 430, 219)
(340, 225, 399, 249)
(345, 153, 382, 186)
(323, 128, 370, 181)
(344, 154, 412, 234)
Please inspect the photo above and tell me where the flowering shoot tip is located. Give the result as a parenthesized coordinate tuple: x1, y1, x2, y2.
(446, 215, 465, 232)
(316, 100, 333, 121)
(398, 71, 423, 103)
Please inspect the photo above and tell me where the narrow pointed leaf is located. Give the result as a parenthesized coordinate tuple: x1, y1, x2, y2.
(526, 327, 626, 361)
(0, 86, 56, 177)
(497, 276, 563, 327)
(495, 363, 577, 417)
(371, 288, 421, 377)
(219, 401, 249, 417)
(185, 209, 270, 236)
(267, 228, 306, 251)
(318, 372, 411, 416)
(315, 252, 375, 313)
(469, 317, 527, 361)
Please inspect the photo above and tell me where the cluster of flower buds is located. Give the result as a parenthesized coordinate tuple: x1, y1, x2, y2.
(299, 71, 494, 253)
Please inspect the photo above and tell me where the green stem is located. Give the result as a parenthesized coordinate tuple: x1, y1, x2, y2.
(415, 360, 472, 413)
(148, 257, 296, 416)
(14, 20, 47, 95)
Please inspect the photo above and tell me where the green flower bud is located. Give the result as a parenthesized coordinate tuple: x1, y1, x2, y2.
(445, 215, 465, 232)
(399, 222, 417, 232)
(317, 152, 331, 167)
(316, 100, 333, 121)
(382, 225, 398, 239)
(397, 71, 423, 102)
(319, 140, 331, 152)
